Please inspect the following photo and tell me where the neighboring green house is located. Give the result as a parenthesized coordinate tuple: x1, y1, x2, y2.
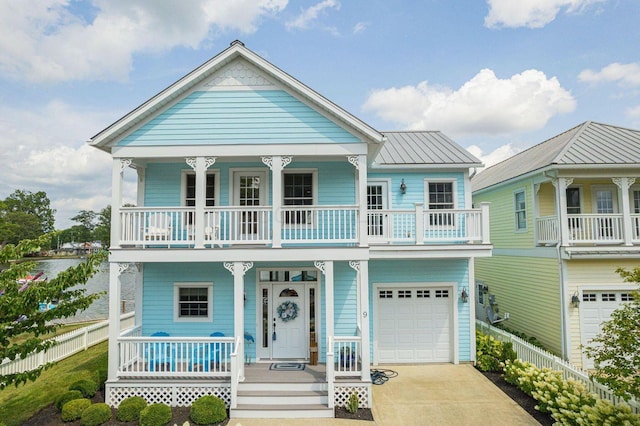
(472, 121, 640, 369)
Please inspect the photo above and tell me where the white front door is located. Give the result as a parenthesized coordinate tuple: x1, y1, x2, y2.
(272, 284, 307, 359)
(233, 171, 267, 240)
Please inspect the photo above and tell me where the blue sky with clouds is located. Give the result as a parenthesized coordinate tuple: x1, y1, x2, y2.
(1, 0, 639, 229)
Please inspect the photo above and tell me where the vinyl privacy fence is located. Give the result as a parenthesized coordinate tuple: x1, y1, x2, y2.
(0, 313, 135, 377)
(476, 320, 640, 414)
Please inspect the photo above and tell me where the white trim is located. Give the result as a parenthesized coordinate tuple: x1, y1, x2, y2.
(424, 178, 458, 210)
(513, 188, 527, 232)
(577, 284, 638, 293)
(590, 185, 619, 213)
(367, 178, 391, 208)
(230, 168, 269, 205)
(372, 281, 456, 365)
(282, 168, 318, 228)
(173, 282, 214, 323)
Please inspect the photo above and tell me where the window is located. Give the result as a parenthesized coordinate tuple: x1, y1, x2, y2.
(582, 293, 596, 302)
(174, 283, 213, 322)
(633, 190, 640, 213)
(379, 290, 393, 299)
(601, 293, 616, 302)
(283, 172, 314, 225)
(514, 190, 527, 231)
(435, 289, 449, 298)
(185, 173, 216, 207)
(426, 181, 455, 226)
(566, 187, 581, 214)
(398, 290, 412, 298)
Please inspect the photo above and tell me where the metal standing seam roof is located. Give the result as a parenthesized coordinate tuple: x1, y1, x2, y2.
(471, 121, 640, 192)
(374, 131, 483, 167)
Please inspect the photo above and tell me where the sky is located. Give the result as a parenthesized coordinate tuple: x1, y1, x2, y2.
(1, 0, 639, 229)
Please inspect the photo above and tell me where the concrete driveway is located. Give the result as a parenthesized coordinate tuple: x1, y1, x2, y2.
(228, 364, 539, 426)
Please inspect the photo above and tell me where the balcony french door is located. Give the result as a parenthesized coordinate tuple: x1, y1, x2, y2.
(593, 188, 618, 238)
(367, 182, 388, 239)
(234, 171, 267, 240)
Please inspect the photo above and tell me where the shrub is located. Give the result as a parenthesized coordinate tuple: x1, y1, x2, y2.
(346, 392, 359, 414)
(94, 368, 108, 390)
(476, 333, 516, 372)
(139, 403, 172, 426)
(80, 403, 112, 426)
(55, 390, 84, 412)
(61, 398, 92, 422)
(580, 399, 640, 425)
(116, 396, 147, 422)
(69, 378, 98, 398)
(190, 395, 227, 425)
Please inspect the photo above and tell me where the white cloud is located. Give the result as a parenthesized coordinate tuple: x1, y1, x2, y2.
(363, 68, 576, 136)
(467, 144, 520, 169)
(285, 0, 340, 31)
(484, 0, 606, 29)
(627, 105, 640, 119)
(353, 22, 368, 34)
(578, 62, 640, 87)
(0, 0, 288, 83)
(0, 100, 115, 228)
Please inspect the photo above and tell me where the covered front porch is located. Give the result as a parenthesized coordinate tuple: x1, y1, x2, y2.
(105, 257, 372, 415)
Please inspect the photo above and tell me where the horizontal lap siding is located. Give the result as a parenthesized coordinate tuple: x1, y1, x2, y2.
(473, 180, 536, 249)
(120, 90, 360, 145)
(475, 256, 562, 354)
(369, 172, 467, 209)
(369, 259, 471, 361)
(142, 263, 234, 336)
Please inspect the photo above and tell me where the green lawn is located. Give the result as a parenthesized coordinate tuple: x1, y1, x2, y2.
(0, 341, 108, 426)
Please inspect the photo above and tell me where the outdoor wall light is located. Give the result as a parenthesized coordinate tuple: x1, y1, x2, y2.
(571, 292, 580, 308)
(460, 287, 469, 303)
(400, 179, 407, 194)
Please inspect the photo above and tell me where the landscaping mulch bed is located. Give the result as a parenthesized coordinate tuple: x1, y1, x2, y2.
(480, 370, 554, 426)
(335, 406, 375, 421)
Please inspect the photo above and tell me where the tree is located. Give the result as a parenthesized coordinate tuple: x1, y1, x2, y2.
(71, 210, 97, 232)
(582, 266, 640, 401)
(1, 190, 56, 239)
(0, 234, 107, 389)
(93, 205, 111, 248)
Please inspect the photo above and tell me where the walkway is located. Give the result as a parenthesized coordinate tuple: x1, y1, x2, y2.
(227, 363, 540, 425)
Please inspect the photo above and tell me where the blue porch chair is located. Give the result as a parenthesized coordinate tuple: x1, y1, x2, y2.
(147, 331, 175, 372)
(190, 332, 225, 372)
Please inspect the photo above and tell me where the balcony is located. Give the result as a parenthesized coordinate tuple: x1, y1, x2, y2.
(536, 214, 640, 246)
(115, 204, 490, 248)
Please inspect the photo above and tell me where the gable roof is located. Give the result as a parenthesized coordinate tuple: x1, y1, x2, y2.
(375, 131, 482, 167)
(89, 40, 384, 151)
(472, 121, 640, 192)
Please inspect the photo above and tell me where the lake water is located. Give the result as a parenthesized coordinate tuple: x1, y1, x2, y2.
(33, 258, 136, 323)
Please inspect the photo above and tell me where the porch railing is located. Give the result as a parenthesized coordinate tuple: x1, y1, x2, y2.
(118, 205, 489, 247)
(536, 214, 633, 245)
(116, 335, 236, 378)
(368, 207, 487, 244)
(333, 336, 362, 378)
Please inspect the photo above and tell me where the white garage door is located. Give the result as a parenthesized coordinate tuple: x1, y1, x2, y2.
(376, 286, 452, 363)
(580, 290, 634, 369)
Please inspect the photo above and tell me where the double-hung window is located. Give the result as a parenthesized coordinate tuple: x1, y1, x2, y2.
(426, 181, 455, 226)
(283, 172, 315, 225)
(514, 190, 527, 231)
(183, 172, 217, 226)
(174, 283, 213, 322)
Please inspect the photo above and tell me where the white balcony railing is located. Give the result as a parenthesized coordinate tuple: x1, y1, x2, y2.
(333, 336, 362, 377)
(536, 213, 640, 245)
(117, 335, 236, 378)
(118, 204, 489, 247)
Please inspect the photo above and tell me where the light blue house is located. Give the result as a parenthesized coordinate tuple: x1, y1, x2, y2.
(90, 41, 492, 418)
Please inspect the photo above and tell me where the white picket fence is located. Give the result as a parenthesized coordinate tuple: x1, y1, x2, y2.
(0, 312, 135, 376)
(476, 320, 640, 414)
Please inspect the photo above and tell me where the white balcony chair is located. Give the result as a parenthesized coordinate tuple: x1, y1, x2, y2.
(145, 213, 172, 246)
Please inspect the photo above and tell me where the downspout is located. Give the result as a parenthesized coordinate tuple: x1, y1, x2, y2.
(548, 170, 569, 361)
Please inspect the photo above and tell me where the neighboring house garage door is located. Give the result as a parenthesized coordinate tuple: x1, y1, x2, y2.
(376, 286, 452, 363)
(580, 290, 634, 369)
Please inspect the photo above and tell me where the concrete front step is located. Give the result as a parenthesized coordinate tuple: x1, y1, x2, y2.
(232, 381, 332, 418)
(231, 404, 334, 419)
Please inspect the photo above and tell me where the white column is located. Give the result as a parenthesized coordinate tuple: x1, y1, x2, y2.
(351, 260, 370, 382)
(263, 156, 292, 248)
(415, 203, 424, 244)
(613, 177, 635, 246)
(134, 263, 143, 328)
(107, 262, 125, 382)
(480, 202, 491, 244)
(110, 159, 129, 249)
(316, 260, 334, 407)
(555, 178, 573, 246)
(224, 261, 253, 381)
(468, 258, 476, 364)
(136, 167, 146, 207)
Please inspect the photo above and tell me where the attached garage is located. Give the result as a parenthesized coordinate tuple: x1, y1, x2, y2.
(375, 285, 453, 363)
(580, 290, 634, 369)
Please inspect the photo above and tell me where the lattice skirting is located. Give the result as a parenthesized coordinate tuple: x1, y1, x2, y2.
(106, 381, 231, 408)
(334, 383, 371, 408)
